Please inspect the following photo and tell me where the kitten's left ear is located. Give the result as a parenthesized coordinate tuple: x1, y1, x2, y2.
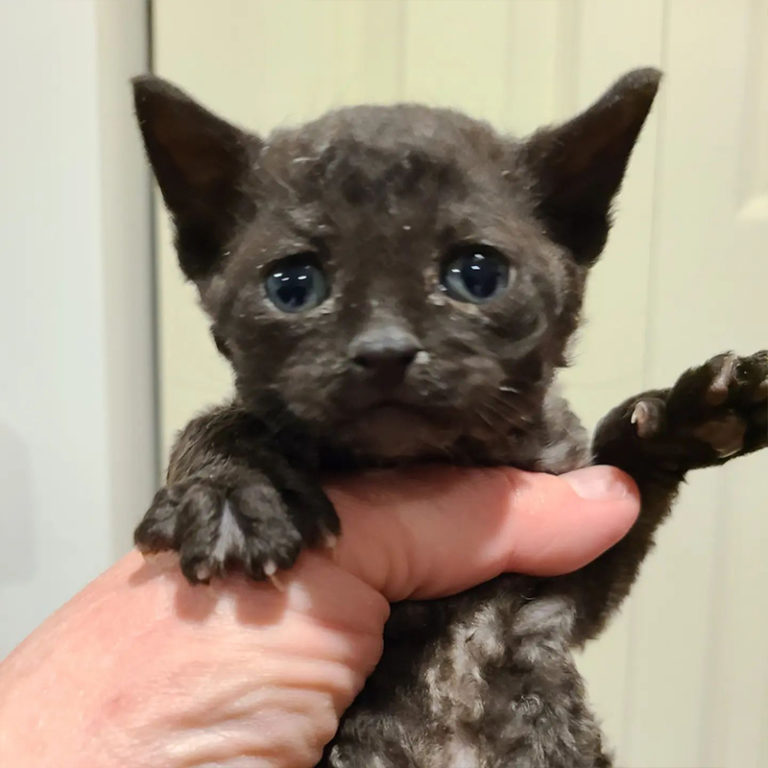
(133, 75, 259, 280)
(521, 68, 661, 264)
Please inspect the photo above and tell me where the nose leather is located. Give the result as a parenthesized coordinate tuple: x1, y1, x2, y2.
(349, 326, 422, 383)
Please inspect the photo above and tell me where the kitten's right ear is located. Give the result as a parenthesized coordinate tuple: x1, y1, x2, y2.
(132, 75, 258, 280)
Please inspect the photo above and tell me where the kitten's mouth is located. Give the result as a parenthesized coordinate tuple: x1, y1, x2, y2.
(364, 400, 429, 415)
(354, 396, 452, 423)
(336, 398, 459, 459)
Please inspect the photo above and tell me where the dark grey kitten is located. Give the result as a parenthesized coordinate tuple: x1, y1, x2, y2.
(132, 69, 767, 767)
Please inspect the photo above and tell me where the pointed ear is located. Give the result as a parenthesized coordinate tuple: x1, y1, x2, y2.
(132, 75, 258, 280)
(521, 68, 661, 264)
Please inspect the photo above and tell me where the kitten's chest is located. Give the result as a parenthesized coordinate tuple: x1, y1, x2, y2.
(419, 598, 512, 767)
(348, 580, 584, 768)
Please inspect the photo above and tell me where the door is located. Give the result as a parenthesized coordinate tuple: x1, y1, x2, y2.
(151, 2, 768, 765)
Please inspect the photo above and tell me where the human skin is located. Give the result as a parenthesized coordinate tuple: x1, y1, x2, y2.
(0, 465, 638, 768)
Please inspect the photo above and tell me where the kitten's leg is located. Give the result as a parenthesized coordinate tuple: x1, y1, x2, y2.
(134, 404, 338, 584)
(565, 351, 767, 643)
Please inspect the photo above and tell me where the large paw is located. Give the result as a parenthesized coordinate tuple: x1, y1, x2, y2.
(596, 351, 767, 472)
(134, 467, 339, 584)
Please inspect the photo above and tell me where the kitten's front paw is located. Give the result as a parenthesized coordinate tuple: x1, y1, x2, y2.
(134, 468, 339, 584)
(596, 351, 767, 472)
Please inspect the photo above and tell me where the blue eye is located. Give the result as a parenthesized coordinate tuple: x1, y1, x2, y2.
(265, 255, 328, 313)
(441, 245, 509, 303)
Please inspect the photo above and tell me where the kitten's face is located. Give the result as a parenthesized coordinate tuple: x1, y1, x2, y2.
(209, 108, 580, 457)
(134, 70, 660, 458)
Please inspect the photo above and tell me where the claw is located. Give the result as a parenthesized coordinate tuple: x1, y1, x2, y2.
(194, 562, 212, 583)
(135, 540, 154, 555)
(263, 561, 285, 591)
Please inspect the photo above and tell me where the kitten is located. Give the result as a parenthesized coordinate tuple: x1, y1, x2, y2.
(132, 69, 767, 767)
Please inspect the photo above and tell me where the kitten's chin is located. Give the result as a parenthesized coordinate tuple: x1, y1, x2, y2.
(336, 405, 459, 461)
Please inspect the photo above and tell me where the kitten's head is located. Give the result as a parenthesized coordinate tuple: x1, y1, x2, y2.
(134, 70, 660, 459)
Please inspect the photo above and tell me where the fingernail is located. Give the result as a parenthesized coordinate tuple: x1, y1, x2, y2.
(564, 466, 630, 500)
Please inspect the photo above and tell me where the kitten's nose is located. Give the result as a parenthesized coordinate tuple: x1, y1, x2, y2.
(349, 326, 422, 381)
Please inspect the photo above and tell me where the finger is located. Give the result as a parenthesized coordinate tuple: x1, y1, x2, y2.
(325, 465, 639, 601)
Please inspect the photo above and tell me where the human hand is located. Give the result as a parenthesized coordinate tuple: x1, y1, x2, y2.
(0, 465, 638, 768)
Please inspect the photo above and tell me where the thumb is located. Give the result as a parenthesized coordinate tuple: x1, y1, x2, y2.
(325, 465, 639, 601)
